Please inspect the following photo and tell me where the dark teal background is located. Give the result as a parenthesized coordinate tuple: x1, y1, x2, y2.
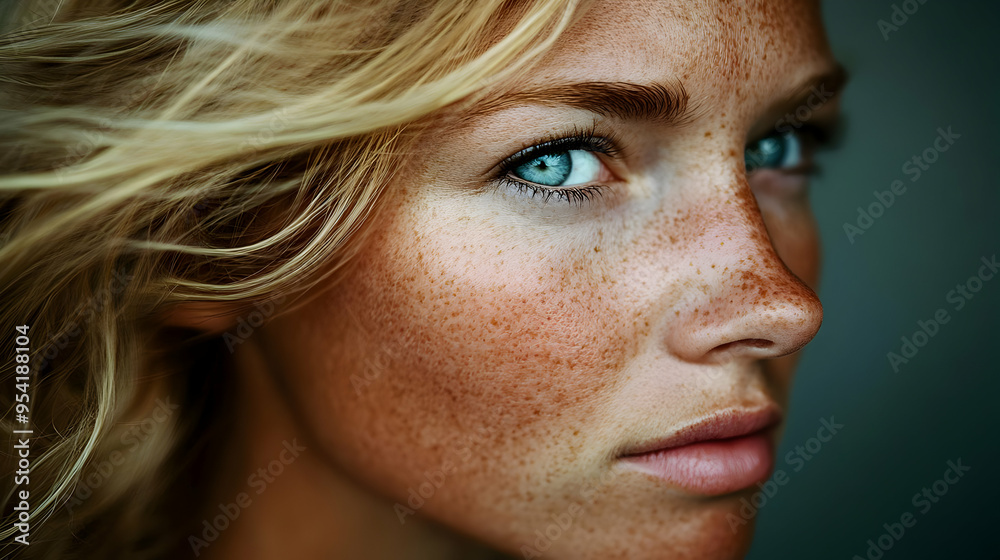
(748, 1, 999, 559)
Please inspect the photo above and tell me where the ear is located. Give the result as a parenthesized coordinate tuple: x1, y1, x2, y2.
(159, 301, 241, 335)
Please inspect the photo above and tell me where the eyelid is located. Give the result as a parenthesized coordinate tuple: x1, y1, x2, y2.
(494, 129, 623, 177)
(747, 123, 818, 147)
(784, 120, 843, 149)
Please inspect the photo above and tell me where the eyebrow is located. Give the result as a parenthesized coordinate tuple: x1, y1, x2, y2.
(460, 80, 692, 125)
(455, 63, 847, 130)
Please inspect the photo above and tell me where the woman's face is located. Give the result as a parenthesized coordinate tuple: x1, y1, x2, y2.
(252, 0, 841, 557)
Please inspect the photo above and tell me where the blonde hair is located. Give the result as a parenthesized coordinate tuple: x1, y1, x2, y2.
(0, 1, 587, 557)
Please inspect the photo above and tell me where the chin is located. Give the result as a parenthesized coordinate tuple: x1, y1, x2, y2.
(492, 487, 763, 560)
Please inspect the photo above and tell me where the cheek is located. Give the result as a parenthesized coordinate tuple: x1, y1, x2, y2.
(264, 194, 647, 518)
(351, 205, 639, 444)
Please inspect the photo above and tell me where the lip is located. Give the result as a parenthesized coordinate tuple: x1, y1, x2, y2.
(619, 406, 782, 496)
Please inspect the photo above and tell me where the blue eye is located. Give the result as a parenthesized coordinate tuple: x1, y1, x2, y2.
(511, 149, 603, 187)
(494, 132, 619, 205)
(744, 131, 802, 172)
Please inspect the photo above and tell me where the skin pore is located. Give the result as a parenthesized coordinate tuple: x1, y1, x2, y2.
(187, 1, 844, 558)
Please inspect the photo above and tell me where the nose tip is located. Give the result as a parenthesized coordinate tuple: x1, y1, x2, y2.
(665, 246, 824, 364)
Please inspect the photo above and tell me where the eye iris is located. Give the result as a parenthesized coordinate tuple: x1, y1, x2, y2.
(514, 152, 572, 186)
(744, 136, 786, 172)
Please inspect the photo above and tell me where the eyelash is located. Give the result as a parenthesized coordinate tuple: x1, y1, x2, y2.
(496, 177, 608, 205)
(764, 123, 838, 175)
(493, 126, 622, 205)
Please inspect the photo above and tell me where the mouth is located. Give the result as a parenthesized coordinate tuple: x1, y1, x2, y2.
(618, 406, 782, 496)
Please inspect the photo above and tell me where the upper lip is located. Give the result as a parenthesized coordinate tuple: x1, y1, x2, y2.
(620, 405, 783, 457)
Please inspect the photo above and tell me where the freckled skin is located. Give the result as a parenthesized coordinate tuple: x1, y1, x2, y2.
(209, 1, 838, 559)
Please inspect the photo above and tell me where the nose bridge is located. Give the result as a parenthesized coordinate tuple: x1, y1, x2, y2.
(708, 181, 794, 287)
(662, 177, 823, 363)
(674, 171, 784, 280)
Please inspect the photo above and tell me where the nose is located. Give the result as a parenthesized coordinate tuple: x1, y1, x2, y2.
(663, 182, 823, 364)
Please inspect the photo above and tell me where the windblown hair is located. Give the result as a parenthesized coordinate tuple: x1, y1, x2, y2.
(0, 1, 586, 557)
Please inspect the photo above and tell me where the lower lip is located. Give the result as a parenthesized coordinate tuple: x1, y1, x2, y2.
(621, 432, 774, 495)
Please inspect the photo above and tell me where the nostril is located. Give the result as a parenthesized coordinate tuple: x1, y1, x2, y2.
(714, 338, 774, 353)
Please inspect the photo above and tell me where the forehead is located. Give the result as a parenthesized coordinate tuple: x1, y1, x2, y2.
(525, 0, 834, 113)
